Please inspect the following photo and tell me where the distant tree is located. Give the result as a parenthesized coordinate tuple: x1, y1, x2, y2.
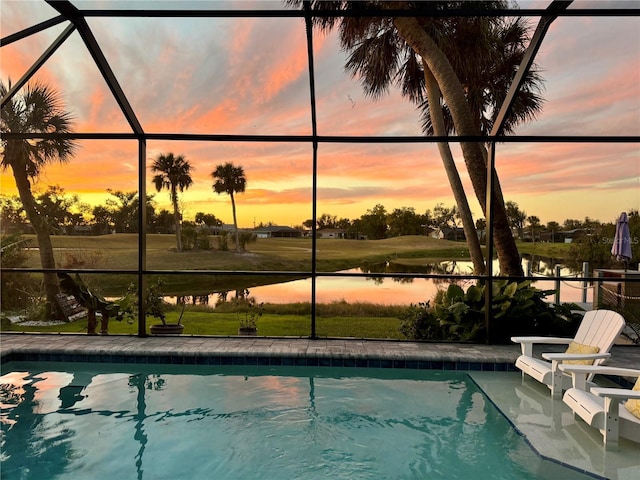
(317, 213, 339, 229)
(563, 219, 582, 230)
(358, 204, 388, 240)
(211, 162, 246, 251)
(106, 190, 138, 233)
(151, 152, 193, 252)
(195, 212, 223, 228)
(433, 203, 461, 240)
(91, 205, 113, 235)
(154, 209, 175, 234)
(526, 215, 541, 243)
(544, 221, 561, 242)
(545, 221, 561, 232)
(35, 185, 86, 235)
(1, 79, 78, 318)
(506, 201, 527, 239)
(305, 214, 351, 231)
(387, 207, 424, 237)
(566, 223, 614, 272)
(255, 220, 276, 228)
(0, 195, 27, 233)
(582, 216, 601, 234)
(335, 217, 352, 229)
(97, 190, 155, 234)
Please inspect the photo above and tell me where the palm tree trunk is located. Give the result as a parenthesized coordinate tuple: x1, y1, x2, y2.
(11, 168, 61, 318)
(424, 64, 486, 275)
(171, 187, 183, 252)
(230, 192, 240, 251)
(393, 16, 523, 276)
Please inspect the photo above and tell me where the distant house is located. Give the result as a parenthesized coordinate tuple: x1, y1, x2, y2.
(72, 225, 94, 236)
(538, 228, 587, 243)
(253, 226, 302, 238)
(316, 228, 346, 239)
(205, 224, 238, 235)
(431, 227, 466, 241)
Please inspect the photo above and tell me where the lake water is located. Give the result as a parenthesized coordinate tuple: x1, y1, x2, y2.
(170, 259, 593, 308)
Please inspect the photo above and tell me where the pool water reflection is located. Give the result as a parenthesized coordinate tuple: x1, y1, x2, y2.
(1, 363, 596, 480)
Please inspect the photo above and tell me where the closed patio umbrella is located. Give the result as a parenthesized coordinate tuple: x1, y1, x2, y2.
(611, 212, 632, 270)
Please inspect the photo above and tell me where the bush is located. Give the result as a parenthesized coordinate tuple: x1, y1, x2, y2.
(0, 234, 40, 311)
(238, 231, 257, 251)
(399, 280, 583, 344)
(217, 230, 229, 251)
(181, 225, 198, 251)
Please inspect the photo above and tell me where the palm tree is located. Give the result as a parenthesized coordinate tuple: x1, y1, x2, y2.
(1, 79, 78, 318)
(296, 1, 532, 276)
(392, 7, 525, 276)
(527, 215, 541, 243)
(211, 162, 246, 251)
(151, 153, 193, 252)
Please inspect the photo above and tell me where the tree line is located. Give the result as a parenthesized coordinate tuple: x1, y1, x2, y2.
(3, 186, 635, 247)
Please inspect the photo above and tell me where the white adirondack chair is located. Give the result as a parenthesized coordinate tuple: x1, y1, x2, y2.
(511, 310, 626, 398)
(560, 364, 640, 447)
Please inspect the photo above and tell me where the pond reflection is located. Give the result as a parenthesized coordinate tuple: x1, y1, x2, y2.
(167, 257, 592, 308)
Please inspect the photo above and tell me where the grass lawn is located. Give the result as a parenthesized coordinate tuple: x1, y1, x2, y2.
(23, 234, 572, 270)
(4, 234, 573, 337)
(5, 310, 404, 339)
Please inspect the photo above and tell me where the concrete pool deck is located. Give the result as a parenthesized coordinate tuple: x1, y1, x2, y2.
(1, 333, 639, 479)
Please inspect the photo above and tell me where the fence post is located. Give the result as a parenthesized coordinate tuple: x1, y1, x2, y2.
(582, 261, 589, 304)
(593, 269, 603, 309)
(555, 265, 561, 305)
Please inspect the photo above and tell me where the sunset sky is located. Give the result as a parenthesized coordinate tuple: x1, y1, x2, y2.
(1, 0, 639, 229)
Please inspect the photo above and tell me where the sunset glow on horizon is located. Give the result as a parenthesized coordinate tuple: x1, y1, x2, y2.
(1, 0, 638, 228)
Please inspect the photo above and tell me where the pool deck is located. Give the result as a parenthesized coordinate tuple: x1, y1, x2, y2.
(1, 333, 639, 368)
(1, 333, 639, 479)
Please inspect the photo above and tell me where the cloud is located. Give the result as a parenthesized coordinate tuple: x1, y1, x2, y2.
(1, 2, 637, 228)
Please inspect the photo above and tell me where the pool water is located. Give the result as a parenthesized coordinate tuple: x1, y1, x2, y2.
(1, 363, 593, 480)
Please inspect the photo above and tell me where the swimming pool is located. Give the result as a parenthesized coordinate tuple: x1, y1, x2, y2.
(1, 363, 594, 480)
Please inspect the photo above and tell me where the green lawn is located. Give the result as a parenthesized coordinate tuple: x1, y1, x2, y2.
(4, 233, 573, 338)
(5, 310, 404, 339)
(21, 233, 572, 272)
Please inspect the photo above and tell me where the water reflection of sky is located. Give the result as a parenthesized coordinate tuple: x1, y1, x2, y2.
(171, 259, 593, 307)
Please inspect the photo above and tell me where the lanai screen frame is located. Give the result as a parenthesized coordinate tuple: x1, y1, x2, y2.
(1, 0, 638, 342)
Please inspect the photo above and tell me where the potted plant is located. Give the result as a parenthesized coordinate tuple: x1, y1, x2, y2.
(236, 289, 263, 336)
(117, 279, 185, 335)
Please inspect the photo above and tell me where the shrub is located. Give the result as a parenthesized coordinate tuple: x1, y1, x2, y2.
(0, 234, 39, 311)
(238, 231, 257, 251)
(217, 230, 229, 251)
(399, 280, 583, 344)
(180, 225, 198, 251)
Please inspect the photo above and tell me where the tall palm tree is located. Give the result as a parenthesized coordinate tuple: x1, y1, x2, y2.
(392, 8, 525, 276)
(211, 162, 246, 251)
(1, 79, 78, 318)
(295, 1, 532, 276)
(151, 153, 193, 252)
(418, 14, 544, 137)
